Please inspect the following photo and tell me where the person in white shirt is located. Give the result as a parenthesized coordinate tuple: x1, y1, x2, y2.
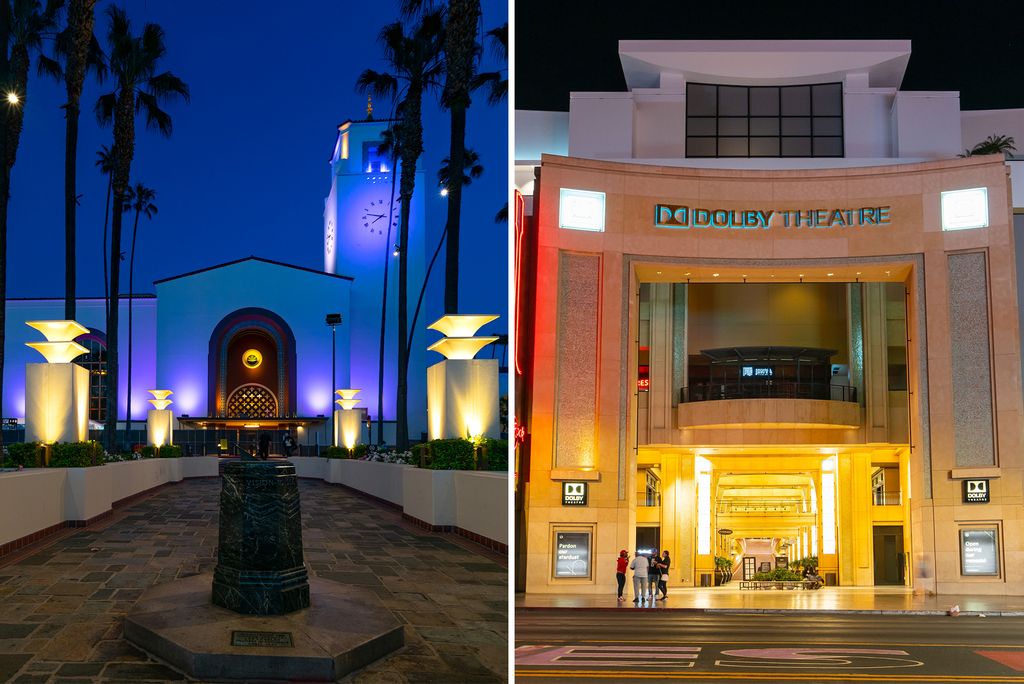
(629, 551, 649, 603)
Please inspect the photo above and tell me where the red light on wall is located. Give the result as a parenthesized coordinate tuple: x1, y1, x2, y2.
(513, 417, 526, 447)
(638, 363, 649, 392)
(637, 378, 650, 390)
(514, 190, 526, 376)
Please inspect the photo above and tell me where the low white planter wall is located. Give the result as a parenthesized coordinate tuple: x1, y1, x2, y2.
(182, 456, 220, 478)
(64, 466, 113, 522)
(0, 469, 67, 546)
(454, 471, 508, 545)
(402, 468, 456, 527)
(289, 456, 328, 480)
(327, 460, 407, 506)
(107, 458, 182, 502)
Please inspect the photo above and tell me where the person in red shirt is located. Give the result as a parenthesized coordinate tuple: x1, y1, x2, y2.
(615, 550, 629, 601)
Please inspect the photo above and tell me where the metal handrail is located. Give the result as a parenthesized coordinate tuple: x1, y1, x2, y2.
(681, 381, 857, 403)
(872, 491, 902, 506)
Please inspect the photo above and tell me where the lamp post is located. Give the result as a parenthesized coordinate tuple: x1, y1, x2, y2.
(325, 313, 342, 400)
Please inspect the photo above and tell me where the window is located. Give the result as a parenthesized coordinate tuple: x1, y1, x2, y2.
(74, 332, 107, 423)
(686, 83, 843, 158)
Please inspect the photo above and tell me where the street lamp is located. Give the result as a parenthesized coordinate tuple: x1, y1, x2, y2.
(325, 313, 342, 404)
(6, 92, 19, 105)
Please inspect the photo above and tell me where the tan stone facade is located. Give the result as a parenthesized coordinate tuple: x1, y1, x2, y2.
(522, 153, 1024, 596)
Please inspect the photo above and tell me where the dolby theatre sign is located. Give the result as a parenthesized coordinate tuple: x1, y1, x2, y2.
(655, 204, 892, 230)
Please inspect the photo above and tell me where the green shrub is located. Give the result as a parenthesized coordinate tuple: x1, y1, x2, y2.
(140, 445, 157, 459)
(159, 444, 182, 458)
(350, 444, 369, 460)
(322, 446, 348, 459)
(5, 442, 41, 468)
(49, 441, 104, 468)
(752, 567, 804, 582)
(428, 438, 475, 470)
(483, 438, 508, 471)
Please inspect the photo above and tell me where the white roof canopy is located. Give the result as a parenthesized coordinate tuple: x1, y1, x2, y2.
(618, 40, 911, 89)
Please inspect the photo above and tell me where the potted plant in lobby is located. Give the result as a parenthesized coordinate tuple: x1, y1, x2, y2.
(714, 556, 733, 585)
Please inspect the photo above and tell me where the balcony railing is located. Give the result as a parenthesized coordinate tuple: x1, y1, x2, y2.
(872, 491, 902, 506)
(638, 491, 662, 507)
(716, 498, 808, 515)
(681, 381, 857, 404)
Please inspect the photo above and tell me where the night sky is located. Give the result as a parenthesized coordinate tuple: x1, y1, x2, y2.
(10, 0, 508, 326)
(515, 0, 1024, 112)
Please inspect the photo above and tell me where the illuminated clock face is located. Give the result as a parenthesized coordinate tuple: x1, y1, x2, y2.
(325, 218, 335, 254)
(362, 198, 400, 236)
(242, 349, 263, 369)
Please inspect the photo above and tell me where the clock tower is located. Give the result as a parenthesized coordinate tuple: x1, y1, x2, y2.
(323, 117, 427, 442)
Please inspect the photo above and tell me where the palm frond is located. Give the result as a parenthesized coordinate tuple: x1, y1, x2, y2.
(94, 91, 116, 126)
(36, 53, 63, 80)
(485, 23, 507, 62)
(136, 91, 172, 136)
(147, 71, 190, 103)
(356, 69, 398, 100)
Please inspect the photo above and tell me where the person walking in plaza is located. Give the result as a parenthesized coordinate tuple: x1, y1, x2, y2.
(615, 550, 629, 601)
(647, 551, 662, 601)
(630, 550, 649, 603)
(258, 432, 271, 460)
(657, 550, 671, 600)
(282, 431, 296, 459)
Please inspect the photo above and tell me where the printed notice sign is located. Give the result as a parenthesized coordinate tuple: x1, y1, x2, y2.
(554, 531, 591, 578)
(961, 529, 999, 576)
(562, 481, 588, 506)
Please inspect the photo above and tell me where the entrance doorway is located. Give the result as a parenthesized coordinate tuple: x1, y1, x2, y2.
(873, 525, 905, 585)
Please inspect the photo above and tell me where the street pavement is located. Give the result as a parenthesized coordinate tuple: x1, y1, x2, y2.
(516, 610, 1024, 682)
(0, 477, 507, 683)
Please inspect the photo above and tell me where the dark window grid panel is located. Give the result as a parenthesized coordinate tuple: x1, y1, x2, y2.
(687, 135, 844, 158)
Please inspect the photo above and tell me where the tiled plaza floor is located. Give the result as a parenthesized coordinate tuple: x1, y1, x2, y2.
(0, 478, 508, 683)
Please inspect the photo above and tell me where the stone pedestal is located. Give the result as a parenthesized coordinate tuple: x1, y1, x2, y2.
(426, 358, 500, 440)
(212, 461, 310, 614)
(146, 409, 174, 448)
(334, 409, 362, 449)
(25, 362, 89, 444)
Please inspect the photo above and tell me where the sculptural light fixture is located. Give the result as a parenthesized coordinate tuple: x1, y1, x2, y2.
(426, 315, 500, 441)
(25, 320, 89, 364)
(147, 389, 174, 411)
(333, 389, 362, 449)
(426, 314, 499, 360)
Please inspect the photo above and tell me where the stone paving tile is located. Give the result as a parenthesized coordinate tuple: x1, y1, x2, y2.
(0, 477, 507, 682)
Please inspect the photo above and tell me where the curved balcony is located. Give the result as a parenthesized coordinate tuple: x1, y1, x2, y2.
(677, 396, 861, 430)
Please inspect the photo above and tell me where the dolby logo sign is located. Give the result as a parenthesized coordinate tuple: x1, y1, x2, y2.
(963, 479, 990, 504)
(562, 482, 588, 506)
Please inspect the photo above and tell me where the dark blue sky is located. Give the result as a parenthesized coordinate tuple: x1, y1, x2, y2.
(10, 0, 508, 326)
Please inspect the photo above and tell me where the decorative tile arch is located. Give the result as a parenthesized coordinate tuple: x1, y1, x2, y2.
(208, 308, 297, 417)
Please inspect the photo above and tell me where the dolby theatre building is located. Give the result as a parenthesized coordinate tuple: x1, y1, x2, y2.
(515, 41, 1024, 595)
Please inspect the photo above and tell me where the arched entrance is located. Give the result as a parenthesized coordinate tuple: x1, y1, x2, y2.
(208, 308, 297, 418)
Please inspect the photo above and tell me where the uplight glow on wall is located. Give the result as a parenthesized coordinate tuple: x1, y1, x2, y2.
(821, 456, 837, 555)
(696, 456, 712, 555)
(558, 188, 606, 232)
(941, 187, 989, 231)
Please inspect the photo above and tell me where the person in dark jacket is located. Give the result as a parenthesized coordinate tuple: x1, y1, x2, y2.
(258, 432, 271, 460)
(647, 552, 662, 601)
(656, 550, 671, 600)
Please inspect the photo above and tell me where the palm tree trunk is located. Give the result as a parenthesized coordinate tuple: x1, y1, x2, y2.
(64, 103, 79, 320)
(377, 161, 400, 446)
(126, 207, 140, 438)
(0, 168, 9, 450)
(443, 104, 466, 314)
(102, 175, 110, 322)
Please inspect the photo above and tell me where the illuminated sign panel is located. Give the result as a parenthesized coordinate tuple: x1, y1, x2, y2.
(553, 531, 591, 578)
(941, 187, 989, 231)
(655, 204, 891, 230)
(562, 481, 588, 506)
(741, 366, 773, 378)
(962, 479, 990, 504)
(960, 529, 998, 576)
(559, 188, 606, 232)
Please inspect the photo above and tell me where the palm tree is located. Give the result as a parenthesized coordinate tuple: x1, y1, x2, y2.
(121, 182, 155, 438)
(960, 134, 1016, 158)
(0, 0, 61, 447)
(357, 12, 443, 450)
(406, 149, 484, 357)
(37, 0, 104, 320)
(95, 143, 112, 317)
(96, 5, 188, 452)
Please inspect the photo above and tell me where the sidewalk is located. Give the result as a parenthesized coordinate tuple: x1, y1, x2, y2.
(516, 585, 1024, 616)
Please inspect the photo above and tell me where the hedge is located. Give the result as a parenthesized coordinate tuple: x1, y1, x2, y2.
(49, 441, 104, 468)
(5, 442, 41, 468)
(483, 438, 508, 471)
(429, 438, 476, 470)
